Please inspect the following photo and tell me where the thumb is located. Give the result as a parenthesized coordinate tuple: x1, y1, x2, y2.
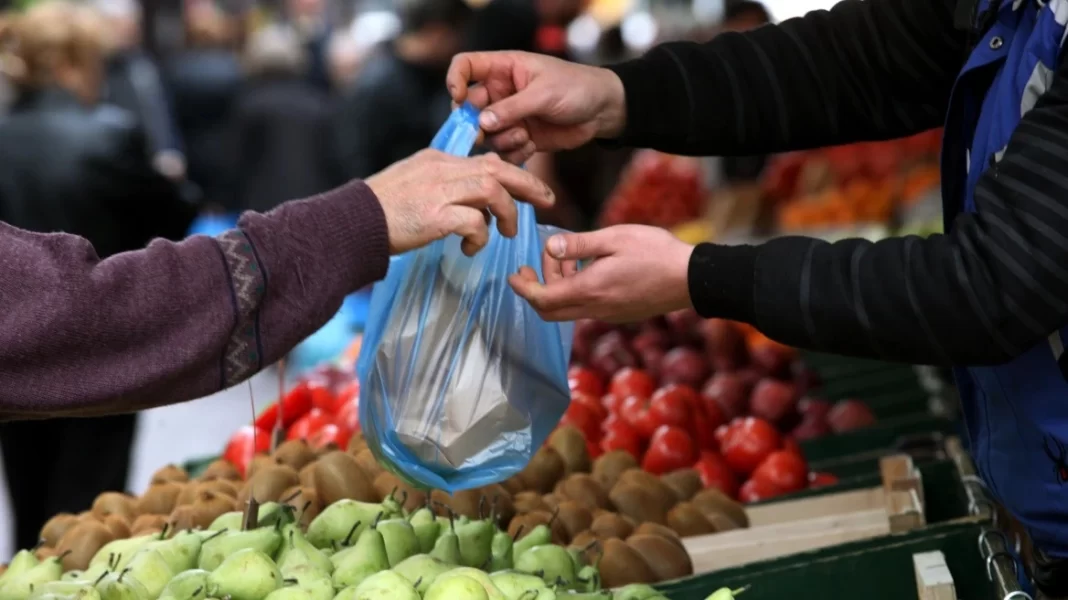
(547, 229, 618, 260)
(480, 86, 550, 132)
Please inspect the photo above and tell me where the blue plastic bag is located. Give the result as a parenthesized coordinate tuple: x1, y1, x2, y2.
(356, 104, 574, 492)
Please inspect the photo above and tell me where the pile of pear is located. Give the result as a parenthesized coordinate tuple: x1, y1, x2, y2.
(0, 488, 674, 600)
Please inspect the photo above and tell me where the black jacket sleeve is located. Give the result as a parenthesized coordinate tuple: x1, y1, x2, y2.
(606, 0, 966, 155)
(652, 1, 1068, 366)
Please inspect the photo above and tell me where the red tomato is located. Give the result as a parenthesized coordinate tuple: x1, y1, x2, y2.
(287, 408, 332, 440)
(609, 368, 657, 400)
(738, 477, 785, 503)
(569, 366, 606, 397)
(560, 401, 602, 441)
(782, 436, 803, 457)
(223, 425, 271, 477)
(601, 393, 624, 415)
(649, 385, 694, 431)
(699, 393, 728, 431)
(714, 422, 734, 448)
(751, 451, 808, 493)
(600, 420, 644, 459)
(254, 384, 313, 430)
(336, 380, 360, 407)
(307, 381, 339, 413)
(808, 471, 840, 488)
(721, 417, 782, 476)
(693, 451, 739, 498)
(308, 423, 350, 450)
(642, 425, 697, 475)
(691, 410, 719, 453)
(586, 439, 604, 460)
(620, 396, 658, 439)
(334, 400, 360, 434)
(571, 392, 608, 423)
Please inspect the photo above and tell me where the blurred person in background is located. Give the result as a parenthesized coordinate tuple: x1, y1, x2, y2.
(234, 24, 341, 214)
(96, 0, 187, 182)
(331, 0, 472, 179)
(324, 29, 362, 90)
(0, 0, 194, 551)
(284, 0, 331, 91)
(166, 0, 243, 212)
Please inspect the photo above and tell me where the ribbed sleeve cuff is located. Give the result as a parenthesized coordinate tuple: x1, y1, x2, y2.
(603, 47, 691, 146)
(688, 242, 758, 323)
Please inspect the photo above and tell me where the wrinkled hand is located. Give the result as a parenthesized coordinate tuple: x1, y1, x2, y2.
(368, 149, 555, 256)
(509, 225, 694, 323)
(446, 51, 626, 164)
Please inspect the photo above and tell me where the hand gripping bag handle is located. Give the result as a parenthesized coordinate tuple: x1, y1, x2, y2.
(355, 103, 573, 492)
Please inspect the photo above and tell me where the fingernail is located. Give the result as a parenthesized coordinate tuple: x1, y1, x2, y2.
(481, 111, 499, 129)
(549, 236, 566, 258)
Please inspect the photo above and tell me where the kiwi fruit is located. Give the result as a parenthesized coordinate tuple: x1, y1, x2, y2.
(57, 520, 114, 571)
(272, 440, 318, 471)
(151, 464, 190, 485)
(353, 449, 384, 479)
(39, 513, 79, 548)
(193, 490, 236, 523)
(237, 463, 300, 504)
(548, 426, 592, 474)
(372, 472, 427, 512)
(617, 469, 677, 513)
(430, 489, 481, 519)
(131, 514, 168, 535)
(102, 514, 131, 539)
(591, 451, 639, 490)
(198, 478, 239, 499)
(665, 502, 717, 537)
(554, 474, 609, 510)
(35, 547, 59, 560)
(589, 511, 634, 540)
(609, 482, 669, 525)
(313, 451, 376, 505)
(517, 446, 566, 494)
(501, 476, 525, 496)
(599, 538, 657, 589)
(626, 534, 693, 581)
(661, 469, 703, 502)
(706, 512, 743, 532)
(555, 501, 593, 540)
(200, 459, 242, 482)
(298, 461, 318, 487)
(168, 504, 212, 532)
(245, 454, 275, 479)
(281, 486, 321, 528)
(692, 488, 749, 528)
(541, 494, 561, 512)
(91, 492, 138, 523)
(633, 522, 686, 549)
(346, 433, 367, 455)
(568, 530, 604, 552)
(482, 484, 515, 526)
(137, 482, 184, 515)
(513, 491, 548, 514)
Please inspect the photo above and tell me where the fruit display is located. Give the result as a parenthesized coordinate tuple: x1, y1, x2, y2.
(763, 129, 943, 231)
(599, 151, 708, 229)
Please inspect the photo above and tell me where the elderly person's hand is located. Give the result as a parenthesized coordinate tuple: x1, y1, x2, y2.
(368, 150, 555, 256)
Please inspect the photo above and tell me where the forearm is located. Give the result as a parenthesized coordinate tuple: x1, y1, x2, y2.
(0, 180, 389, 418)
(605, 0, 964, 156)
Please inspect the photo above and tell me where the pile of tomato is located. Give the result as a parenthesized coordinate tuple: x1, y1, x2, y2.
(562, 366, 838, 503)
(223, 365, 360, 476)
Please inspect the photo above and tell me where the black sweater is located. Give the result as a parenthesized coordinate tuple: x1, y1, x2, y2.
(607, 0, 1068, 367)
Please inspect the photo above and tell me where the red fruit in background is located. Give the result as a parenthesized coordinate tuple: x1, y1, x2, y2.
(699, 393, 728, 431)
(334, 399, 361, 434)
(631, 328, 671, 353)
(664, 309, 702, 345)
(700, 319, 748, 371)
(749, 338, 797, 378)
(749, 378, 798, 424)
(307, 364, 354, 393)
(307, 423, 350, 450)
(702, 373, 749, 420)
(254, 384, 314, 430)
(693, 452, 739, 498)
(792, 414, 832, 441)
(714, 423, 733, 448)
(739, 477, 784, 503)
(287, 408, 332, 440)
(574, 319, 613, 345)
(791, 362, 822, 393)
(809, 472, 840, 488)
(569, 366, 605, 397)
(692, 410, 718, 452)
(721, 417, 782, 476)
(620, 396, 658, 439)
(601, 393, 624, 414)
(648, 385, 694, 431)
(610, 368, 657, 400)
(636, 347, 666, 381)
(223, 425, 271, 477)
(601, 420, 643, 459)
(642, 425, 697, 475)
(735, 367, 763, 393)
(571, 392, 608, 423)
(561, 401, 602, 441)
(827, 399, 877, 433)
(798, 397, 832, 419)
(660, 347, 711, 389)
(307, 380, 339, 413)
(752, 451, 808, 493)
(587, 439, 604, 460)
(781, 436, 803, 457)
(590, 331, 639, 378)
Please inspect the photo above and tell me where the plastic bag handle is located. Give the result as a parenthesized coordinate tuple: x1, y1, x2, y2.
(430, 103, 481, 158)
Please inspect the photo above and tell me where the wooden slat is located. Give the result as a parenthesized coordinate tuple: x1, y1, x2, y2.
(913, 551, 956, 600)
(746, 487, 885, 526)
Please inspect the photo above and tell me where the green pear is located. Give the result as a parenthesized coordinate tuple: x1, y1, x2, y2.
(374, 520, 418, 567)
(95, 569, 151, 600)
(276, 526, 332, 577)
(79, 563, 111, 587)
(407, 509, 440, 554)
(512, 525, 551, 562)
(210, 503, 291, 533)
(61, 571, 85, 582)
(489, 572, 547, 600)
(437, 568, 505, 600)
(28, 580, 99, 599)
(428, 522, 461, 565)
(291, 577, 332, 600)
(125, 548, 175, 599)
(261, 589, 311, 600)
(207, 512, 243, 532)
(331, 587, 359, 600)
(1, 550, 38, 584)
(198, 527, 281, 571)
(90, 535, 159, 572)
(530, 590, 557, 600)
(305, 501, 384, 551)
(146, 531, 202, 574)
(207, 549, 281, 600)
(514, 545, 576, 587)
(456, 521, 494, 569)
(422, 574, 490, 600)
(349, 571, 417, 600)
(0, 556, 65, 600)
(555, 593, 611, 600)
(330, 527, 388, 589)
(390, 555, 451, 595)
(158, 569, 213, 600)
(703, 587, 748, 600)
(574, 565, 600, 593)
(489, 528, 514, 572)
(613, 584, 660, 600)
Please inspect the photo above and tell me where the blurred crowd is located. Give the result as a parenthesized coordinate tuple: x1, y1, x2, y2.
(0, 0, 770, 553)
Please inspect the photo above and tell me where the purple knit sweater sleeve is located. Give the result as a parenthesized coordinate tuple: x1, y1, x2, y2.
(0, 179, 389, 418)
